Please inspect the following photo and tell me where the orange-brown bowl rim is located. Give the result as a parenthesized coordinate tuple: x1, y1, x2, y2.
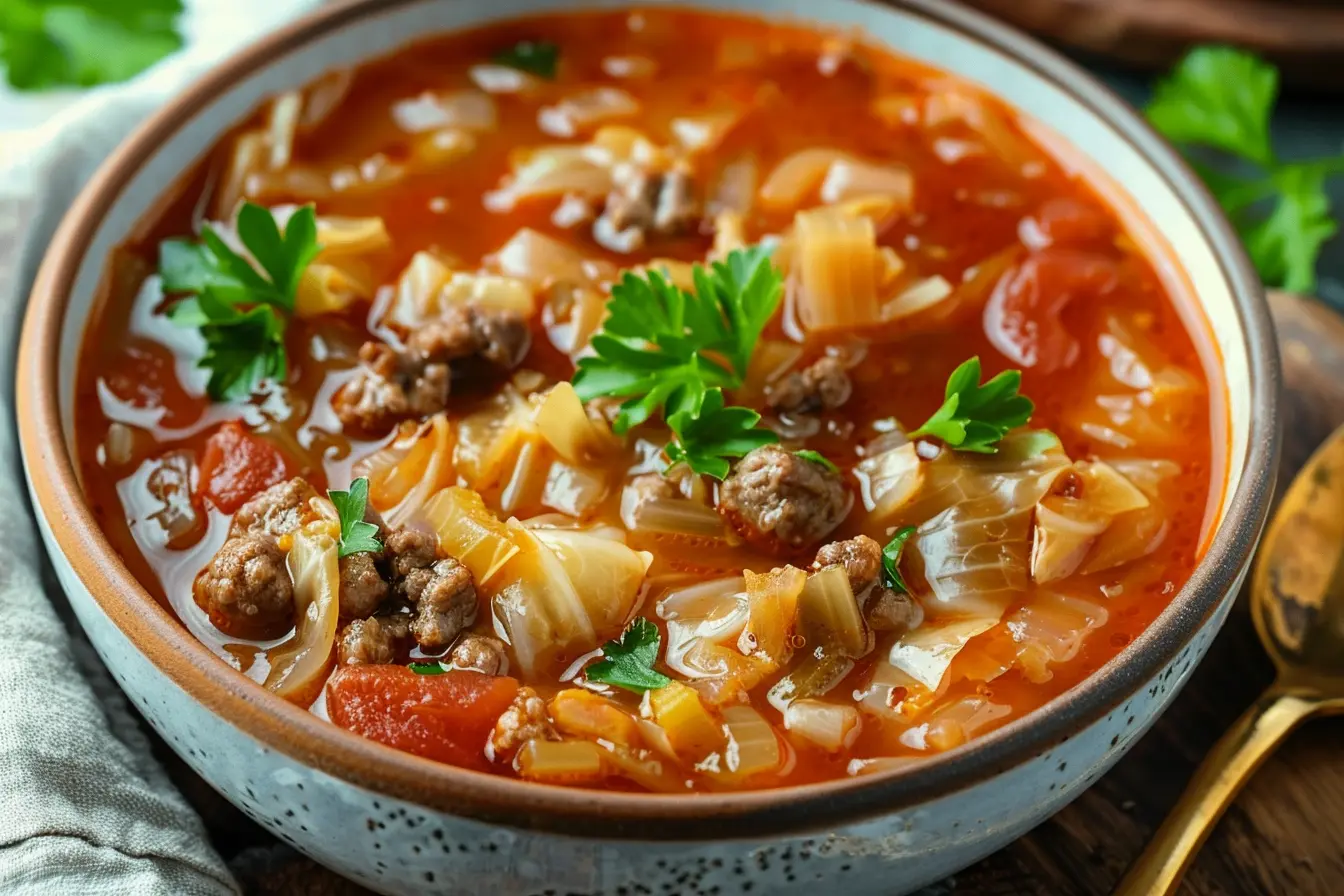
(15, 0, 1279, 841)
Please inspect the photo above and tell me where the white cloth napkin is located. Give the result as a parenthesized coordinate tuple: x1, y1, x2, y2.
(0, 2, 315, 892)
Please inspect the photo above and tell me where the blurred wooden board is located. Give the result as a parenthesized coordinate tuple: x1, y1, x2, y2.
(168, 291, 1344, 894)
(963, 0, 1344, 92)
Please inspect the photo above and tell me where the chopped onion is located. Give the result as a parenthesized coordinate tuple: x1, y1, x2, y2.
(797, 564, 868, 657)
(899, 696, 1012, 751)
(392, 89, 496, 134)
(300, 70, 352, 131)
(856, 439, 922, 520)
(621, 487, 725, 538)
(294, 263, 370, 318)
(882, 275, 953, 322)
(759, 148, 850, 209)
(792, 206, 881, 331)
(713, 705, 783, 780)
(534, 382, 619, 464)
(385, 250, 451, 327)
(470, 63, 541, 94)
(671, 111, 742, 155)
(440, 272, 537, 317)
(264, 525, 339, 702)
(315, 216, 391, 257)
(542, 460, 609, 518)
(539, 87, 640, 139)
(739, 566, 807, 666)
(647, 681, 724, 760)
(818, 159, 914, 207)
(215, 132, 267, 218)
(516, 739, 606, 782)
(889, 616, 999, 691)
(455, 385, 536, 490)
(783, 700, 862, 753)
(1006, 591, 1109, 683)
(707, 155, 759, 217)
(492, 228, 610, 286)
(487, 148, 613, 212)
(266, 91, 302, 171)
(423, 486, 519, 586)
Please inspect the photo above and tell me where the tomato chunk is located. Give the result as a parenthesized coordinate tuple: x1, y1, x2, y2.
(983, 249, 1118, 373)
(326, 666, 520, 771)
(197, 421, 292, 513)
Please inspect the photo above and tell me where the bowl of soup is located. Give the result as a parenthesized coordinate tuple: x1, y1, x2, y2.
(16, 0, 1276, 893)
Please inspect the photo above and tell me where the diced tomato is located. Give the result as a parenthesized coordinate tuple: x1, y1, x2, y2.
(326, 666, 520, 772)
(1018, 197, 1113, 251)
(983, 249, 1118, 373)
(197, 421, 292, 513)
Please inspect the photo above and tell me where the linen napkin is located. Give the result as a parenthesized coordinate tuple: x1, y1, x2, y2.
(0, 2, 315, 892)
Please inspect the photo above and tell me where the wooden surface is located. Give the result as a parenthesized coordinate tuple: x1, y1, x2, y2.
(173, 291, 1344, 894)
(961, 0, 1344, 92)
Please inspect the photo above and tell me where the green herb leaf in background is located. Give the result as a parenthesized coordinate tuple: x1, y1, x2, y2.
(1146, 46, 1344, 293)
(491, 40, 559, 79)
(794, 449, 838, 473)
(0, 0, 184, 91)
(159, 203, 319, 400)
(584, 618, 673, 693)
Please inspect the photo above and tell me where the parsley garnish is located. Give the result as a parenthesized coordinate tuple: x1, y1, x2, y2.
(491, 40, 559, 79)
(584, 618, 673, 693)
(908, 357, 1033, 454)
(881, 526, 917, 594)
(572, 246, 784, 479)
(408, 662, 446, 675)
(328, 477, 383, 559)
(794, 449, 838, 473)
(1146, 46, 1344, 293)
(1, 0, 184, 91)
(160, 202, 319, 400)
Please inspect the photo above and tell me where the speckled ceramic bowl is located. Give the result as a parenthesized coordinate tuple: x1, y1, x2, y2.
(16, 1, 1278, 894)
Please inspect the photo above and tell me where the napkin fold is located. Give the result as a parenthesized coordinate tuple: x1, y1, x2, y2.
(0, 2, 315, 891)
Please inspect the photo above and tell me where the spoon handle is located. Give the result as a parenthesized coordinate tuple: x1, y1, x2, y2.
(1112, 687, 1319, 896)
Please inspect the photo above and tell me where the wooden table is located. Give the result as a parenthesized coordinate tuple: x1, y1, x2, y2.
(173, 292, 1344, 895)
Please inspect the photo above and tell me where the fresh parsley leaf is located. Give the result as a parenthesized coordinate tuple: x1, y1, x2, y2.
(572, 246, 784, 479)
(328, 478, 383, 559)
(794, 449, 838, 473)
(1, 0, 184, 91)
(1146, 46, 1344, 293)
(665, 388, 778, 479)
(159, 202, 319, 400)
(408, 661, 446, 675)
(585, 617, 673, 694)
(908, 357, 1034, 453)
(881, 526, 917, 594)
(1147, 46, 1277, 168)
(491, 40, 559, 79)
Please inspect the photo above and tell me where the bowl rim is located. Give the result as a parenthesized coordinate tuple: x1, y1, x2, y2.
(16, 0, 1278, 841)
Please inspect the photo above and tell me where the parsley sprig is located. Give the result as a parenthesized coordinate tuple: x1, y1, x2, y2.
(572, 246, 784, 479)
(908, 357, 1033, 453)
(328, 477, 383, 559)
(1, 0, 184, 91)
(585, 618, 673, 693)
(881, 526, 917, 594)
(1146, 46, 1344, 293)
(160, 202, 320, 400)
(491, 40, 559, 79)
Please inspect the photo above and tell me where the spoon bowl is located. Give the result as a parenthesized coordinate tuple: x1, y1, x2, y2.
(1252, 430, 1344, 685)
(1115, 423, 1344, 895)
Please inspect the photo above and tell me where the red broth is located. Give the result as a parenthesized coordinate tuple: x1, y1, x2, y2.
(75, 9, 1219, 791)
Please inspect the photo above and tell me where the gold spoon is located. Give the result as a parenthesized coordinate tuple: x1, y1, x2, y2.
(1114, 424, 1344, 895)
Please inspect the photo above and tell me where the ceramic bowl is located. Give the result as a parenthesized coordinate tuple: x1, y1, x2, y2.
(16, 1, 1278, 893)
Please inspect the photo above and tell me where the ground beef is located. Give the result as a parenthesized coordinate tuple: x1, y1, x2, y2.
(719, 444, 850, 550)
(490, 686, 554, 757)
(334, 307, 529, 433)
(338, 551, 389, 619)
(333, 343, 450, 434)
(594, 167, 698, 252)
(449, 634, 508, 675)
(866, 587, 922, 634)
(384, 526, 438, 582)
(195, 534, 294, 640)
(229, 478, 318, 539)
(336, 614, 411, 666)
(408, 558, 478, 650)
(814, 535, 883, 595)
(766, 356, 852, 416)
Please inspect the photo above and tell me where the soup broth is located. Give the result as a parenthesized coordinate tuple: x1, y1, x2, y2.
(76, 9, 1219, 792)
